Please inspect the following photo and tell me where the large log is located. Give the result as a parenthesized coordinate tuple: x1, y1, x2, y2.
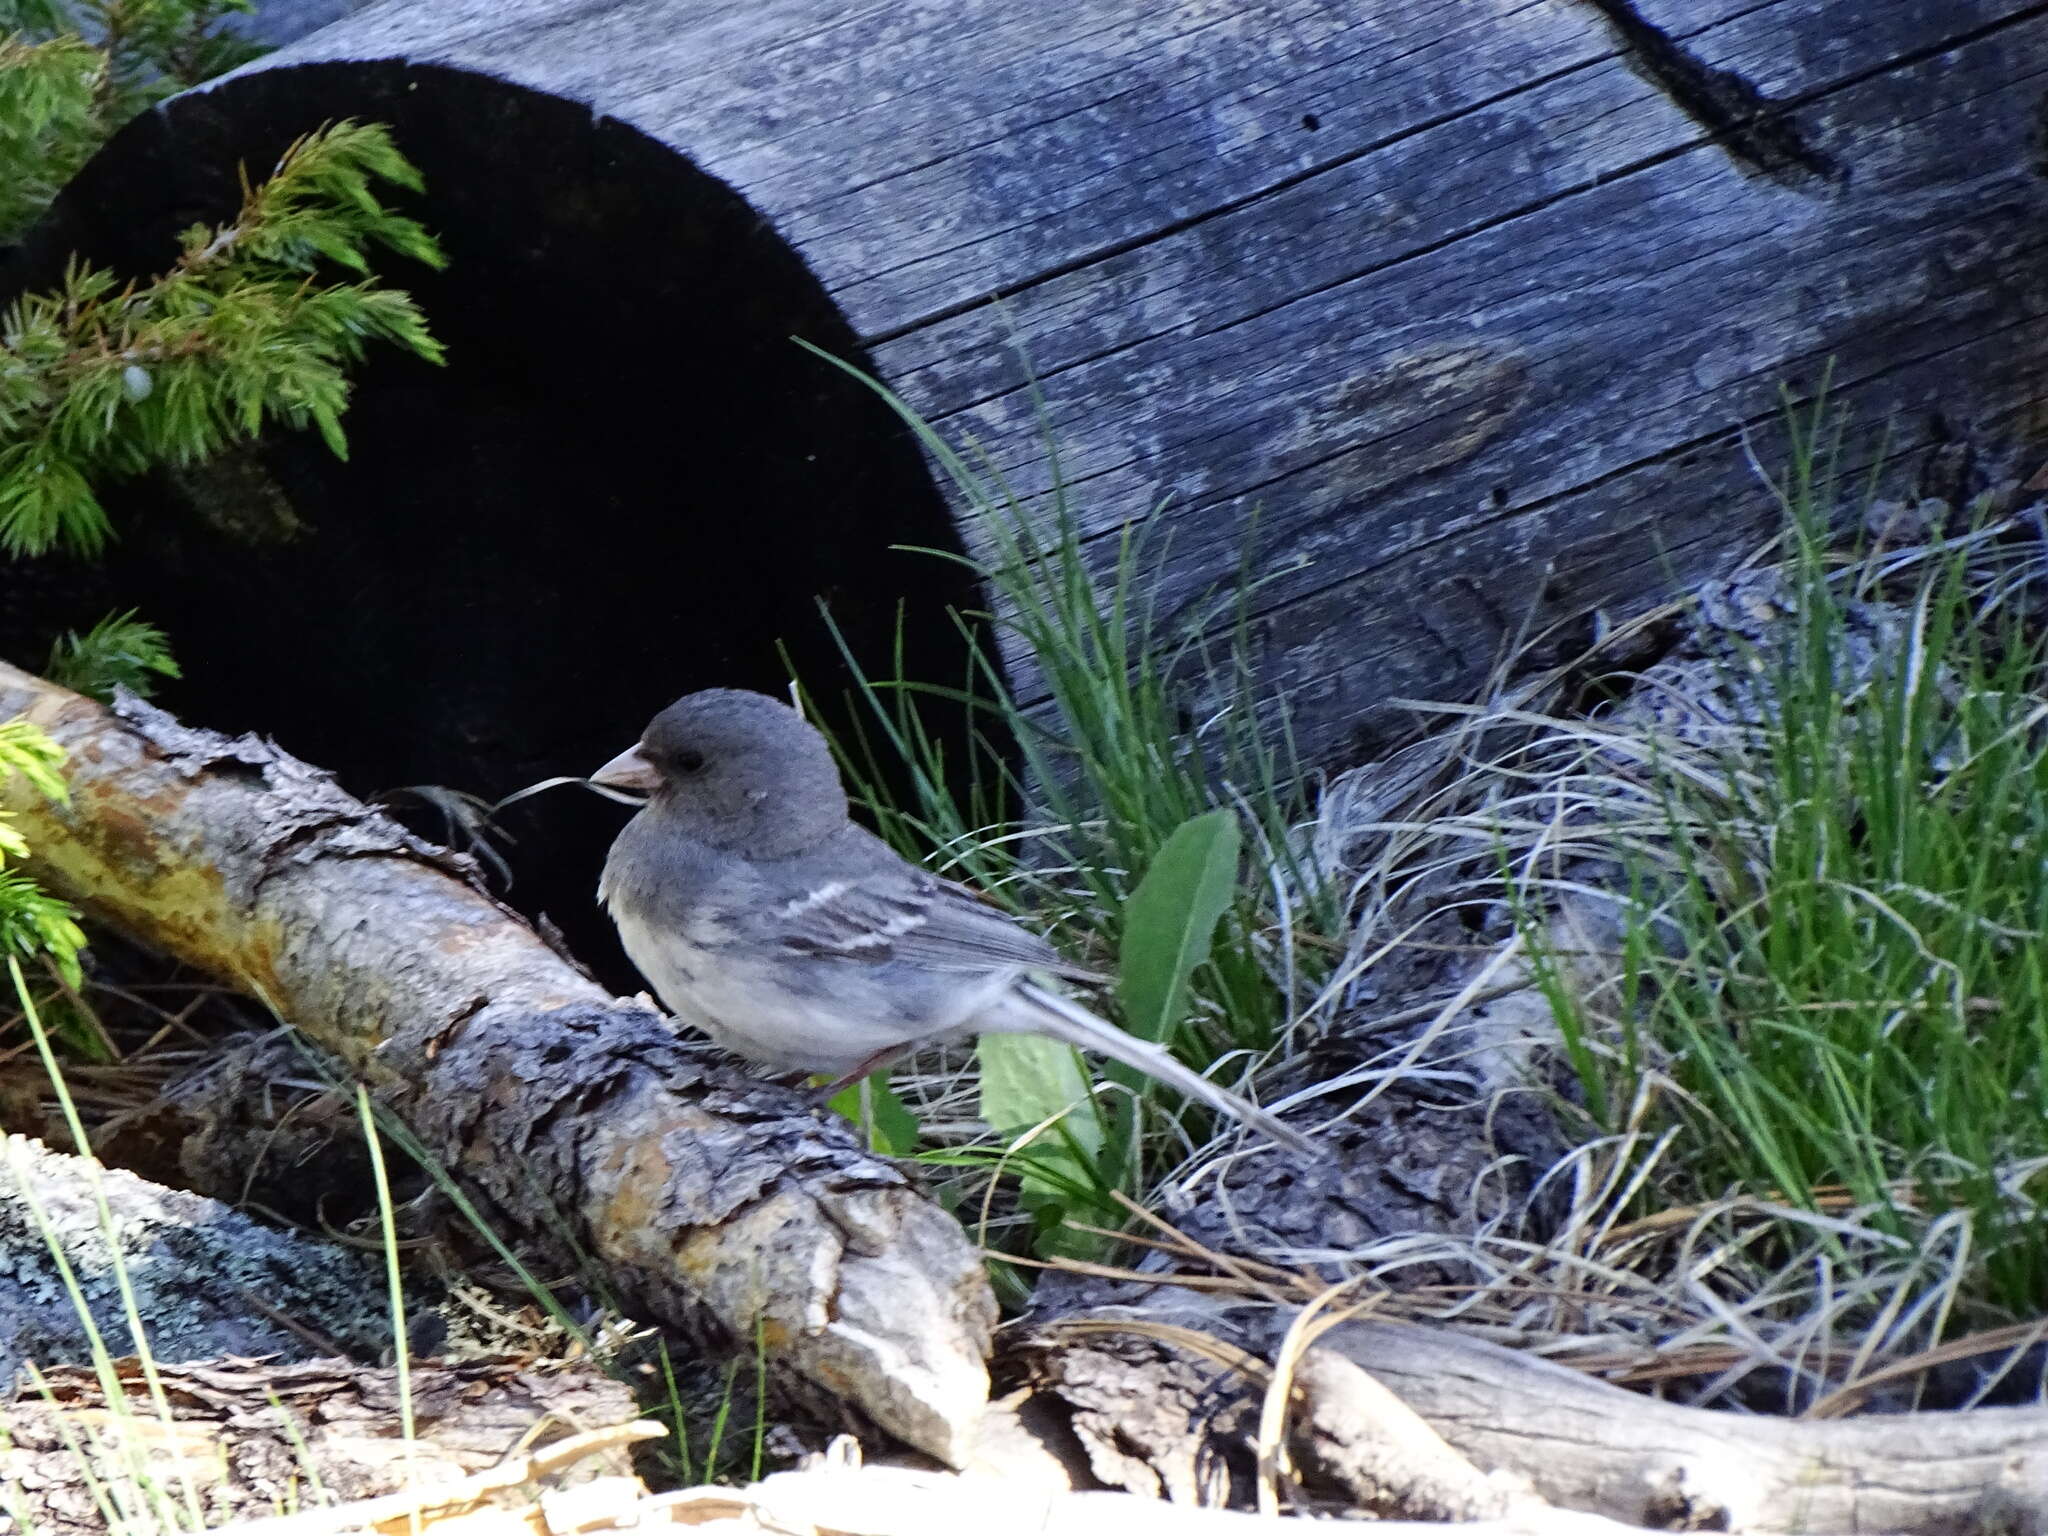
(0, 663, 996, 1466)
(9, 0, 2045, 787)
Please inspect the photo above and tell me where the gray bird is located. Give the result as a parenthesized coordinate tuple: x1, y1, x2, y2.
(592, 688, 1314, 1156)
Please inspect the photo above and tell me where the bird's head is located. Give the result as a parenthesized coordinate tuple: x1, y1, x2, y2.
(590, 688, 850, 855)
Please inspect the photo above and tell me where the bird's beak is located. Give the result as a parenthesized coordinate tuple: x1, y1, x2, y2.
(590, 743, 660, 793)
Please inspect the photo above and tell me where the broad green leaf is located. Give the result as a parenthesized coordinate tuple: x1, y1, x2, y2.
(977, 1033, 1104, 1164)
(977, 1033, 1109, 1256)
(1118, 808, 1241, 1045)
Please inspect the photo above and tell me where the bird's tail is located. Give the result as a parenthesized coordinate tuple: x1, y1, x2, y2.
(992, 980, 1317, 1157)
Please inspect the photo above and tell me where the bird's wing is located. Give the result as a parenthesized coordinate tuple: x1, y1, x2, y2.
(764, 868, 1103, 981)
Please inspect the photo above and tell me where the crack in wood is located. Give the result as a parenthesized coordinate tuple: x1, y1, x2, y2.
(1577, 0, 1843, 187)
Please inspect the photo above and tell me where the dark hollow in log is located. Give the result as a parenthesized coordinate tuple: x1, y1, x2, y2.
(0, 62, 986, 991)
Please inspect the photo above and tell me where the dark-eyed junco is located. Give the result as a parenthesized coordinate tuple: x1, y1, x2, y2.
(592, 688, 1314, 1156)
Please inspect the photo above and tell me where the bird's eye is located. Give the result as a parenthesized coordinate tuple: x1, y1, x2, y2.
(671, 749, 707, 776)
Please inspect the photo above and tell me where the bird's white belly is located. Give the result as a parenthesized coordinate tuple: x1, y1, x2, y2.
(610, 907, 930, 1074)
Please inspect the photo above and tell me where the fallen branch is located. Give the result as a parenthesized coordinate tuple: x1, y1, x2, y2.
(1017, 1303, 2048, 1532)
(1287, 1345, 1530, 1522)
(0, 665, 995, 1464)
(1328, 1319, 2048, 1534)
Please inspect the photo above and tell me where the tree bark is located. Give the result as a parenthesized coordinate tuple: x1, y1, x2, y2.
(0, 663, 995, 1467)
(1, 1356, 644, 1536)
(0, 1132, 431, 1387)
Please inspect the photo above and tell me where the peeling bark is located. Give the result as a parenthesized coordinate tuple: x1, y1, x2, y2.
(0, 664, 995, 1466)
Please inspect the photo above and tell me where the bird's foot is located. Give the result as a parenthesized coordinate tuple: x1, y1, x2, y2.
(808, 1045, 914, 1107)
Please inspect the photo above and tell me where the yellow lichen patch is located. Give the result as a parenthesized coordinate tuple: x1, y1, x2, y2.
(0, 775, 293, 1000)
(5, 679, 104, 751)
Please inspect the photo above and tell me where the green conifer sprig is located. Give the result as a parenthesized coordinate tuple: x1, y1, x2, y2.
(0, 119, 446, 558)
(0, 0, 265, 244)
(82, 0, 263, 113)
(0, 32, 104, 239)
(43, 607, 179, 700)
(0, 715, 84, 986)
(0, 2, 68, 31)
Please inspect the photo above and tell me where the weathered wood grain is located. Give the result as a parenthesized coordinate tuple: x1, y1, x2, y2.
(885, 4, 2048, 722)
(27, 0, 2048, 765)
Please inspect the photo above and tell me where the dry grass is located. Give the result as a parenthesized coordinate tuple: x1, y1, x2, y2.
(1108, 467, 2048, 1415)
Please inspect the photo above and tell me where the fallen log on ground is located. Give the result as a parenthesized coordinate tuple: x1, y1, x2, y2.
(1332, 1317, 2048, 1532)
(14, 0, 2048, 839)
(0, 663, 996, 1466)
(0, 1357, 645, 1536)
(26, 659, 2042, 1529)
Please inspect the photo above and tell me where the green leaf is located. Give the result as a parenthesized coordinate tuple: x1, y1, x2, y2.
(827, 1072, 921, 1156)
(1117, 808, 1242, 1045)
(977, 1033, 1110, 1255)
(978, 1033, 1103, 1158)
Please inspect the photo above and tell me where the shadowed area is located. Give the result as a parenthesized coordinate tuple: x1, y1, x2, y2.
(0, 62, 985, 988)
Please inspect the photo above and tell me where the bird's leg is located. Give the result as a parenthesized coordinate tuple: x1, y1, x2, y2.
(809, 1045, 913, 1106)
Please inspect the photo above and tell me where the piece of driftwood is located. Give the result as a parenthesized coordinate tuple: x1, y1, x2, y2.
(0, 1132, 437, 1390)
(644, 1462, 1653, 1536)
(1016, 1305, 2048, 1534)
(0, 1355, 644, 1535)
(0, 663, 996, 1466)
(164, 1456, 1663, 1536)
(10, 0, 2048, 790)
(1329, 1319, 2048, 1534)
